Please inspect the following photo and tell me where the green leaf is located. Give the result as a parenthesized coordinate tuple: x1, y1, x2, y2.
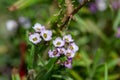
(98, 59, 120, 72)
(70, 70, 83, 80)
(9, 0, 44, 10)
(52, 75, 74, 80)
(35, 68, 47, 80)
(80, 51, 91, 66)
(45, 57, 57, 69)
(35, 58, 57, 80)
(104, 63, 108, 80)
(108, 74, 119, 80)
(27, 43, 35, 69)
(74, 15, 108, 42)
(93, 48, 103, 67)
(11, 74, 20, 80)
(113, 9, 120, 30)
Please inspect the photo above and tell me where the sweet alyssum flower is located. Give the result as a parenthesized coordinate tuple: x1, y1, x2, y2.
(57, 48, 66, 54)
(41, 30, 52, 41)
(63, 34, 74, 43)
(64, 49, 75, 58)
(48, 50, 60, 58)
(68, 42, 79, 53)
(64, 59, 72, 68)
(29, 33, 41, 44)
(53, 37, 65, 47)
(33, 23, 45, 32)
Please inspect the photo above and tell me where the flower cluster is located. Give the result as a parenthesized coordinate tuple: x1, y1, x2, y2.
(48, 35, 79, 68)
(28, 23, 78, 68)
(29, 23, 52, 44)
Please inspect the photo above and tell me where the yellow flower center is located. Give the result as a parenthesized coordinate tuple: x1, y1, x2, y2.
(33, 37, 37, 41)
(60, 49, 64, 53)
(36, 28, 40, 30)
(65, 60, 70, 64)
(66, 53, 71, 57)
(56, 42, 61, 45)
(43, 33, 47, 38)
(69, 45, 73, 50)
(65, 38, 69, 42)
(53, 51, 57, 55)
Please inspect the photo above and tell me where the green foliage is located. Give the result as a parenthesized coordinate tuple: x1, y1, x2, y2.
(0, 0, 120, 80)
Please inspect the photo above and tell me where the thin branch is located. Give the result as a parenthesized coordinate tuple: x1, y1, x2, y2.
(60, 0, 90, 30)
(61, 0, 73, 28)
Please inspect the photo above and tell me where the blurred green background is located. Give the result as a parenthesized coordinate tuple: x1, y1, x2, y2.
(0, 0, 120, 80)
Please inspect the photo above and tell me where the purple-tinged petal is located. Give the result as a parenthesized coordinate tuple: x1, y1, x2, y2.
(53, 37, 65, 47)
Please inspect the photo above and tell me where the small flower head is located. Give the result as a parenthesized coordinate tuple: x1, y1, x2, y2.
(64, 49, 75, 58)
(18, 16, 31, 29)
(29, 33, 41, 44)
(89, 2, 97, 13)
(64, 59, 72, 68)
(68, 42, 79, 52)
(48, 50, 60, 58)
(110, 0, 120, 10)
(57, 47, 66, 54)
(96, 0, 107, 11)
(33, 23, 45, 32)
(53, 37, 65, 47)
(41, 30, 52, 41)
(63, 34, 74, 43)
(6, 20, 18, 31)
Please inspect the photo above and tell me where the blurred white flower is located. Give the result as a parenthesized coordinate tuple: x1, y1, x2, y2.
(33, 23, 45, 32)
(6, 20, 18, 31)
(53, 37, 65, 47)
(41, 30, 52, 41)
(111, 0, 120, 10)
(29, 33, 41, 44)
(63, 34, 74, 43)
(68, 42, 79, 52)
(96, 0, 107, 11)
(18, 16, 31, 29)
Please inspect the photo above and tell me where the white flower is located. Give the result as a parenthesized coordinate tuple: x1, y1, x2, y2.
(96, 0, 106, 11)
(53, 37, 65, 47)
(41, 30, 52, 41)
(48, 50, 60, 58)
(68, 42, 79, 52)
(64, 49, 75, 58)
(6, 20, 18, 31)
(29, 33, 41, 44)
(18, 16, 31, 29)
(57, 48, 66, 54)
(33, 23, 45, 32)
(63, 34, 74, 43)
